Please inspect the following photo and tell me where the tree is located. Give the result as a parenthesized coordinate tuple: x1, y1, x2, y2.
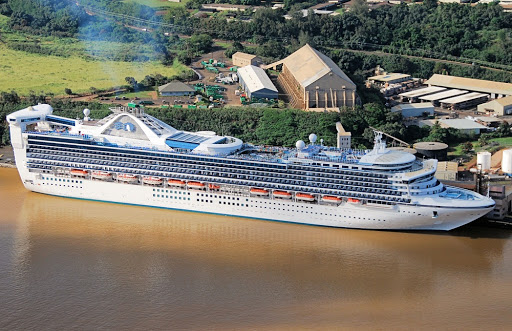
(64, 88, 73, 95)
(125, 77, 138, 91)
(462, 141, 473, 154)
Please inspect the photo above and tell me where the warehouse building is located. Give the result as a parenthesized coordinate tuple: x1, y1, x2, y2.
(391, 103, 434, 117)
(158, 81, 195, 96)
(367, 73, 412, 87)
(418, 89, 468, 106)
(237, 65, 278, 100)
(274, 44, 357, 110)
(399, 86, 446, 103)
(425, 74, 512, 98)
(232, 52, 262, 67)
(477, 96, 512, 116)
(439, 92, 489, 110)
(419, 119, 488, 135)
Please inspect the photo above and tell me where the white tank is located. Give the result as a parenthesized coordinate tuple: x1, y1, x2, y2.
(477, 151, 491, 171)
(502, 149, 512, 174)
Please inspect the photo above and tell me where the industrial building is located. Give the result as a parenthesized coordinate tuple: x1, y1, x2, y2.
(391, 103, 434, 117)
(418, 89, 468, 106)
(419, 119, 488, 135)
(399, 86, 446, 103)
(367, 73, 412, 87)
(273, 44, 357, 110)
(435, 161, 458, 181)
(336, 122, 351, 149)
(232, 52, 262, 67)
(477, 96, 512, 116)
(439, 92, 489, 110)
(237, 65, 278, 100)
(425, 74, 512, 98)
(158, 81, 195, 97)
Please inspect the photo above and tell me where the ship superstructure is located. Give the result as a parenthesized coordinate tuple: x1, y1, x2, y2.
(7, 104, 495, 230)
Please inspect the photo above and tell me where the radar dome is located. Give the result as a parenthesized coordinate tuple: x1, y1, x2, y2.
(296, 140, 306, 150)
(83, 108, 91, 117)
(309, 133, 317, 144)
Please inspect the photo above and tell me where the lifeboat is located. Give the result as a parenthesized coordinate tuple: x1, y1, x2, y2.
(168, 179, 186, 187)
(187, 181, 205, 190)
(296, 193, 315, 202)
(208, 183, 220, 190)
(273, 190, 292, 199)
(347, 198, 360, 204)
(250, 188, 269, 196)
(142, 176, 162, 185)
(117, 173, 138, 183)
(322, 196, 342, 203)
(91, 171, 112, 180)
(70, 169, 88, 177)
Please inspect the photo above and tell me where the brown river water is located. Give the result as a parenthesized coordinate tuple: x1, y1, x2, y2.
(1, 168, 512, 330)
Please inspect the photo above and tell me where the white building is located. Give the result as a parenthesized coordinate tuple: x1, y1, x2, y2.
(391, 103, 434, 117)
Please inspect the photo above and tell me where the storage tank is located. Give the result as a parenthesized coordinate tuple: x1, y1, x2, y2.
(502, 149, 512, 174)
(413, 142, 448, 161)
(477, 151, 491, 171)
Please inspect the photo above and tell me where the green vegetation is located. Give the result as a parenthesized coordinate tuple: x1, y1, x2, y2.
(0, 44, 189, 95)
(122, 0, 190, 8)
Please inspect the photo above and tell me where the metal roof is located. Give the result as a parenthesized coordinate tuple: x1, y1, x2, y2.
(237, 65, 278, 93)
(425, 74, 512, 96)
(399, 86, 446, 98)
(158, 81, 194, 93)
(280, 44, 356, 89)
(367, 73, 411, 82)
(439, 119, 487, 130)
(232, 52, 258, 60)
(418, 89, 468, 101)
(392, 103, 434, 111)
(439, 92, 488, 105)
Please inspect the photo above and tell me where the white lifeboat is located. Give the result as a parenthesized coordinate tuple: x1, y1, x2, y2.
(273, 190, 292, 199)
(296, 193, 315, 202)
(142, 176, 162, 185)
(117, 173, 138, 183)
(70, 169, 88, 177)
(91, 171, 112, 180)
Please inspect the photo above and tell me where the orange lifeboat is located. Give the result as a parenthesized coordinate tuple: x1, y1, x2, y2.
(208, 183, 220, 190)
(250, 188, 269, 196)
(296, 193, 315, 202)
(142, 176, 162, 185)
(91, 171, 111, 180)
(347, 198, 360, 204)
(187, 181, 205, 190)
(70, 169, 88, 177)
(322, 196, 342, 203)
(117, 173, 138, 183)
(168, 179, 186, 187)
(273, 190, 292, 199)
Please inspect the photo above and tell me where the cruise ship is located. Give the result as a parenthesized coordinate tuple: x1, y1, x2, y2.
(7, 104, 495, 231)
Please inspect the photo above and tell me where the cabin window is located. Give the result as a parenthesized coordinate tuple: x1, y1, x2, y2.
(432, 211, 438, 218)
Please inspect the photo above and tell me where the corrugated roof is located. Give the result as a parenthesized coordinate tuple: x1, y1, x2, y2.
(237, 65, 278, 93)
(494, 95, 512, 106)
(439, 92, 488, 104)
(233, 52, 258, 60)
(418, 89, 468, 101)
(368, 73, 411, 82)
(281, 44, 356, 89)
(425, 74, 512, 96)
(399, 86, 446, 98)
(439, 119, 487, 130)
(392, 103, 434, 111)
(158, 81, 194, 93)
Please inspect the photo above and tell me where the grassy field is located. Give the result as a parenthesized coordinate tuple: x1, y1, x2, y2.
(0, 44, 190, 95)
(122, 0, 189, 8)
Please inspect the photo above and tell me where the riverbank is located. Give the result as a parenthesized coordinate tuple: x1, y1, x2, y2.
(0, 145, 15, 168)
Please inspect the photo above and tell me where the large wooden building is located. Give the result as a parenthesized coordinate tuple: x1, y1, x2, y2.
(275, 44, 357, 111)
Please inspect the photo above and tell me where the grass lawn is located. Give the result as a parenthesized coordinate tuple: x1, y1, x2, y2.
(449, 136, 512, 157)
(120, 90, 155, 98)
(0, 44, 190, 95)
(122, 0, 189, 8)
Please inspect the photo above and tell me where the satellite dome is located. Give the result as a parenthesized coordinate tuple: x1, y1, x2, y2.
(296, 140, 306, 150)
(83, 108, 91, 116)
(309, 133, 317, 144)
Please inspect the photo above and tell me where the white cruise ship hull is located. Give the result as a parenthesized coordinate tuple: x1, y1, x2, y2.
(17, 166, 492, 231)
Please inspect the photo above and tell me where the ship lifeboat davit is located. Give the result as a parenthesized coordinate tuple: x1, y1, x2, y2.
(187, 181, 205, 190)
(208, 183, 220, 190)
(91, 171, 112, 180)
(273, 190, 292, 199)
(347, 198, 360, 204)
(142, 176, 162, 185)
(296, 193, 315, 202)
(250, 188, 269, 196)
(168, 179, 186, 187)
(70, 169, 88, 177)
(117, 173, 138, 183)
(322, 195, 342, 203)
